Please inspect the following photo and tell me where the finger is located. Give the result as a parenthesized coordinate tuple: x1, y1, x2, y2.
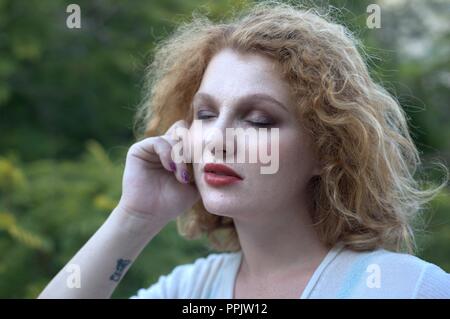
(129, 134, 192, 184)
(165, 119, 189, 137)
(129, 136, 174, 172)
(159, 135, 191, 184)
(163, 119, 192, 182)
(165, 120, 192, 162)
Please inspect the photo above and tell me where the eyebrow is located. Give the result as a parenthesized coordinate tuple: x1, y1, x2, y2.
(192, 92, 289, 113)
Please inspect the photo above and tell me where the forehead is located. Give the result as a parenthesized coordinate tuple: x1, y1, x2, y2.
(197, 48, 293, 108)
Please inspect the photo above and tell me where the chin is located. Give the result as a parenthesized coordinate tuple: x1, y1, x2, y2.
(201, 196, 244, 218)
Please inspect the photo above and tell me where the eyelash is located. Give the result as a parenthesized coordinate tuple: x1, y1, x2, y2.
(248, 121, 274, 128)
(195, 111, 275, 127)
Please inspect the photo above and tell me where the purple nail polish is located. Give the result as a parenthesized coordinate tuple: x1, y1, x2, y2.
(169, 162, 176, 172)
(182, 170, 190, 183)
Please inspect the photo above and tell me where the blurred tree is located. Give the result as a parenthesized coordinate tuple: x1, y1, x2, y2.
(0, 0, 249, 161)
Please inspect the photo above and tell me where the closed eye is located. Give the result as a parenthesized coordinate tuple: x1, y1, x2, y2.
(195, 110, 276, 127)
(247, 121, 274, 127)
(195, 111, 216, 120)
(246, 114, 276, 127)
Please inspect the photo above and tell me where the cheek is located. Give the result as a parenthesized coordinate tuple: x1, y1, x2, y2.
(188, 126, 204, 151)
(278, 138, 298, 172)
(273, 134, 312, 178)
(241, 130, 277, 160)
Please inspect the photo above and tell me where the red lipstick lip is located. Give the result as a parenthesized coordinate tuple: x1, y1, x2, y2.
(203, 163, 243, 187)
(203, 163, 243, 179)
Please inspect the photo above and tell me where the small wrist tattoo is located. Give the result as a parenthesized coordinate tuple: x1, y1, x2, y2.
(109, 258, 132, 282)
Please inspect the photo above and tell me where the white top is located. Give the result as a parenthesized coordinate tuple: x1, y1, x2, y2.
(130, 242, 450, 299)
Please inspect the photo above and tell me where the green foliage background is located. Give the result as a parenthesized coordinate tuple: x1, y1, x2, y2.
(0, 0, 449, 298)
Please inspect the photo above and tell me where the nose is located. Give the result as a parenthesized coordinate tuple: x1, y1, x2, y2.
(204, 115, 237, 161)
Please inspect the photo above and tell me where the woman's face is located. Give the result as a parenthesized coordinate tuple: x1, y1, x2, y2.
(190, 48, 320, 221)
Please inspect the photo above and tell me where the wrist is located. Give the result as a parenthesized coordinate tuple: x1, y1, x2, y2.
(109, 205, 167, 244)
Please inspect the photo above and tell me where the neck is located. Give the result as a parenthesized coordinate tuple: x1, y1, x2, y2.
(233, 201, 330, 279)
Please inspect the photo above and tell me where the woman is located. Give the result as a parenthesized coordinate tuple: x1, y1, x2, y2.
(39, 2, 450, 298)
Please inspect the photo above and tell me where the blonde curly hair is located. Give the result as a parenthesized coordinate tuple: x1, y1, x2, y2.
(133, 1, 447, 254)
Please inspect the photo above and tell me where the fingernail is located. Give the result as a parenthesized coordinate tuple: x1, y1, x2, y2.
(169, 161, 177, 172)
(182, 170, 190, 183)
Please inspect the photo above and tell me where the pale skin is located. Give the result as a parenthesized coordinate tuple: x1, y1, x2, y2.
(191, 48, 328, 298)
(38, 48, 328, 299)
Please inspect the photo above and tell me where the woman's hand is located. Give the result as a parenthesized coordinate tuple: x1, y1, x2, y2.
(116, 120, 199, 225)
